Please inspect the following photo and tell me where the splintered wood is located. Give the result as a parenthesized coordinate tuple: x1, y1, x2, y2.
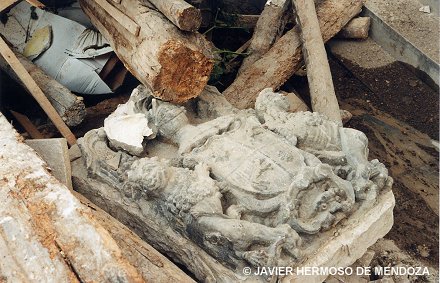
(223, 0, 363, 109)
(80, 0, 215, 103)
(0, 114, 142, 282)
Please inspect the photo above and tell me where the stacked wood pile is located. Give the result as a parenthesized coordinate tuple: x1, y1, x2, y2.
(79, 0, 216, 103)
(79, 0, 369, 117)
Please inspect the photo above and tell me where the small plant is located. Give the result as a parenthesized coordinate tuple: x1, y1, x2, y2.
(209, 49, 249, 85)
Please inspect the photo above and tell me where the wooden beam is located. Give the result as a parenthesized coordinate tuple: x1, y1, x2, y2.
(147, 0, 202, 31)
(73, 191, 196, 282)
(95, 0, 140, 36)
(25, 0, 45, 8)
(0, 36, 77, 146)
(223, 0, 363, 109)
(0, 50, 86, 127)
(292, 0, 341, 123)
(80, 0, 215, 103)
(10, 110, 45, 139)
(0, 0, 19, 12)
(238, 0, 290, 74)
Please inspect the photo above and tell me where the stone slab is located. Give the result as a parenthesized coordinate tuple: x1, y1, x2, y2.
(25, 138, 72, 190)
(72, 155, 395, 282)
(283, 190, 395, 282)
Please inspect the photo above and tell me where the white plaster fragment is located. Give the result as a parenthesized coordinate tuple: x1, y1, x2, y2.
(104, 100, 155, 156)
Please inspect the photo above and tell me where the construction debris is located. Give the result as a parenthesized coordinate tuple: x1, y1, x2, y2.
(0, 36, 77, 145)
(0, 50, 86, 126)
(419, 5, 431, 13)
(223, 0, 363, 109)
(25, 138, 73, 190)
(80, 0, 215, 103)
(103, 86, 156, 156)
(148, 0, 202, 32)
(0, 114, 143, 282)
(292, 0, 341, 123)
(238, 0, 290, 74)
(0, 1, 116, 94)
(9, 110, 45, 139)
(1, 0, 437, 282)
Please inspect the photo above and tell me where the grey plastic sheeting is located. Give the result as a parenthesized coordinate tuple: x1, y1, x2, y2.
(0, 2, 114, 94)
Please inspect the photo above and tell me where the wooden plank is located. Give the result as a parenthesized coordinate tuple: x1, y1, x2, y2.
(25, 0, 45, 8)
(0, 0, 19, 12)
(0, 50, 86, 127)
(10, 110, 45, 139)
(0, 37, 77, 146)
(292, 0, 341, 123)
(72, 191, 196, 282)
(95, 0, 140, 36)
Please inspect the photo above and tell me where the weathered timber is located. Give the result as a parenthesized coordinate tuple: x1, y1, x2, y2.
(73, 191, 196, 283)
(238, 0, 290, 74)
(0, 51, 86, 127)
(0, 0, 18, 12)
(95, 0, 140, 36)
(148, 0, 202, 31)
(223, 0, 363, 109)
(292, 0, 341, 123)
(338, 17, 371, 39)
(80, 0, 215, 103)
(0, 37, 77, 145)
(10, 110, 45, 139)
(0, 113, 143, 283)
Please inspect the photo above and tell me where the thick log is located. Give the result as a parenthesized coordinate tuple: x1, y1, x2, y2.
(79, 0, 215, 103)
(148, 0, 202, 31)
(238, 0, 290, 74)
(292, 0, 341, 123)
(338, 17, 371, 39)
(73, 191, 195, 283)
(0, 114, 143, 282)
(223, 0, 363, 109)
(0, 51, 86, 127)
(0, 37, 77, 146)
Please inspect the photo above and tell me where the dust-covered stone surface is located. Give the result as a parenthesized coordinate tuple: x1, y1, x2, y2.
(74, 85, 395, 282)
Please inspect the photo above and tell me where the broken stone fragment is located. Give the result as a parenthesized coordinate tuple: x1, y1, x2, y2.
(419, 5, 431, 13)
(104, 88, 156, 156)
